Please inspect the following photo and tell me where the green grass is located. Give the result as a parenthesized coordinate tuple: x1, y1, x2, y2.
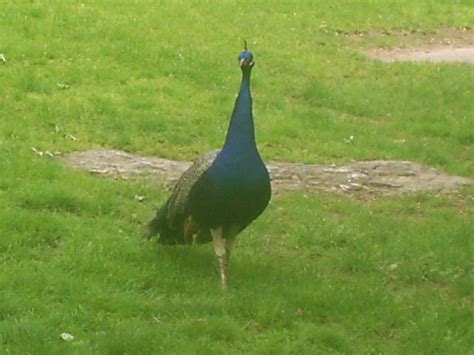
(1, 1, 473, 353)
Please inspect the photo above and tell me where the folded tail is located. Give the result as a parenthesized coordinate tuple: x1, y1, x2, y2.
(144, 200, 184, 244)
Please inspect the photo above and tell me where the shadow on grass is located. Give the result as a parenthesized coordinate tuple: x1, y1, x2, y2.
(139, 238, 316, 293)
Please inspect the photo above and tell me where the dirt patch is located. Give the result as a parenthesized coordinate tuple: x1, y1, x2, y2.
(363, 28, 474, 63)
(63, 150, 471, 198)
(370, 46, 474, 64)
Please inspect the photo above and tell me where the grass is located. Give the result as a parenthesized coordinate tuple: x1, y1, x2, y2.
(1, 1, 473, 353)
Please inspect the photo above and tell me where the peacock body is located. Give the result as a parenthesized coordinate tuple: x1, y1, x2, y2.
(146, 45, 271, 288)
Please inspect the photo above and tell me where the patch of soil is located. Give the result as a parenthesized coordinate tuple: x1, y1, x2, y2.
(370, 46, 474, 64)
(362, 28, 474, 63)
(63, 150, 471, 198)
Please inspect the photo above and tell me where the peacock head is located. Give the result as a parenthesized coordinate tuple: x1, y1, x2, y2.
(239, 40, 254, 69)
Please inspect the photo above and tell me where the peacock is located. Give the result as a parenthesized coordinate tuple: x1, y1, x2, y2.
(146, 43, 271, 288)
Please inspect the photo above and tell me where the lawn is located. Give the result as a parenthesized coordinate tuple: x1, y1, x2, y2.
(0, 1, 473, 353)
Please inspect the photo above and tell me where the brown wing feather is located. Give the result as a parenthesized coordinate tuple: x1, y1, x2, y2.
(166, 149, 220, 228)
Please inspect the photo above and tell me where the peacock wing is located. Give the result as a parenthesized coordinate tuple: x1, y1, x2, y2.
(166, 149, 220, 228)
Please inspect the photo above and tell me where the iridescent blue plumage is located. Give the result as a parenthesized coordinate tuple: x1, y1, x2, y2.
(146, 46, 271, 288)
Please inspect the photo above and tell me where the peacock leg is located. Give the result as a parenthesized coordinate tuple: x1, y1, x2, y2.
(225, 224, 240, 264)
(210, 227, 227, 289)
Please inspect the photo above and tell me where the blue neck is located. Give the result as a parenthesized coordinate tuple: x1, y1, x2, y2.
(223, 68, 257, 152)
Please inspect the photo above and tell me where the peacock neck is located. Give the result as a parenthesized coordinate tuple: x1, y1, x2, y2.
(223, 68, 257, 153)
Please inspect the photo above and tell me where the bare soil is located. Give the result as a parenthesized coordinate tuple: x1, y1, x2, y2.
(362, 28, 474, 63)
(64, 150, 471, 198)
(370, 45, 474, 64)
